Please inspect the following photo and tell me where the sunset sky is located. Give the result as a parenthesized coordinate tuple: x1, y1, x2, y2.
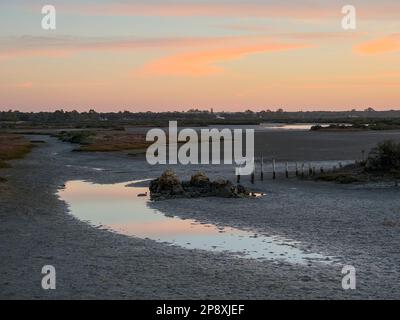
(0, 0, 399, 112)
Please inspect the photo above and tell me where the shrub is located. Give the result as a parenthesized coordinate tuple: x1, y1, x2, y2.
(310, 125, 322, 131)
(366, 140, 400, 172)
(58, 131, 95, 144)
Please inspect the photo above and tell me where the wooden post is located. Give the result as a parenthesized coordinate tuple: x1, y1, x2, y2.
(260, 155, 264, 181)
(285, 162, 289, 178)
(272, 159, 276, 180)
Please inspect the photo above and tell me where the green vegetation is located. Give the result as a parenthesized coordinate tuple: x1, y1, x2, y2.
(312, 140, 400, 184)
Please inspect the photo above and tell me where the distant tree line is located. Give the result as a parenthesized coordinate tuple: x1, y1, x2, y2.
(1, 109, 400, 128)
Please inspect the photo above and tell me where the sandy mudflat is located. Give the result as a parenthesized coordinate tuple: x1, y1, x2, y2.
(1, 130, 400, 299)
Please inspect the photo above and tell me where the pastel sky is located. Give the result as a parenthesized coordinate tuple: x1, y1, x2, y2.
(0, 0, 399, 112)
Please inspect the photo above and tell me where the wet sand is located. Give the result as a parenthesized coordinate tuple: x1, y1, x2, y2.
(1, 130, 400, 299)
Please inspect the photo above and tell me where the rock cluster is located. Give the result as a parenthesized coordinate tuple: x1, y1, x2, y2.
(149, 170, 251, 200)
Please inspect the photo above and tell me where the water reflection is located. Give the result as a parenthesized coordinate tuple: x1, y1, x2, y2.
(58, 180, 334, 265)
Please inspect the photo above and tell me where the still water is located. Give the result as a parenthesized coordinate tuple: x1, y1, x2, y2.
(58, 180, 334, 265)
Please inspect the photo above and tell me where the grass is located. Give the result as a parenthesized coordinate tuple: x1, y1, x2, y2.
(0, 134, 34, 183)
(78, 133, 151, 152)
(311, 140, 400, 184)
(57, 131, 96, 145)
(0, 134, 34, 163)
(57, 130, 151, 152)
(0, 160, 11, 168)
(314, 172, 363, 184)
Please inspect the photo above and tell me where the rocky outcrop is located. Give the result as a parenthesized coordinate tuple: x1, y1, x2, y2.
(149, 169, 184, 198)
(149, 170, 251, 200)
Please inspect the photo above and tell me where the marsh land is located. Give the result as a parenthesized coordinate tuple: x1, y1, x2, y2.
(1, 122, 400, 299)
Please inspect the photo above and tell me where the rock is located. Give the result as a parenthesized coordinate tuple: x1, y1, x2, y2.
(236, 184, 250, 196)
(149, 169, 184, 199)
(211, 179, 235, 198)
(149, 170, 253, 200)
(190, 172, 210, 187)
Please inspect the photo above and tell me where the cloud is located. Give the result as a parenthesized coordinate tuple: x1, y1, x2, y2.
(15, 82, 33, 88)
(140, 43, 311, 76)
(0, 82, 33, 89)
(0, 35, 252, 60)
(57, 1, 400, 20)
(354, 34, 400, 54)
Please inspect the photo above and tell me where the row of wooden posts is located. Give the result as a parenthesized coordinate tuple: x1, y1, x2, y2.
(237, 157, 346, 184)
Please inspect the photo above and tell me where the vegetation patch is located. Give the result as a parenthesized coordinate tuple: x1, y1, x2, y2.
(57, 130, 151, 152)
(314, 172, 364, 184)
(312, 140, 400, 184)
(311, 120, 400, 132)
(0, 134, 34, 169)
(57, 131, 96, 145)
(383, 219, 399, 228)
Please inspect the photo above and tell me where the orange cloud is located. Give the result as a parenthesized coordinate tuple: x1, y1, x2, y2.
(140, 43, 311, 76)
(0, 82, 34, 89)
(0, 35, 255, 60)
(354, 34, 400, 54)
(15, 82, 33, 89)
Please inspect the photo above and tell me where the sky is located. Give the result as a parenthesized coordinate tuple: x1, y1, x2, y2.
(0, 0, 399, 112)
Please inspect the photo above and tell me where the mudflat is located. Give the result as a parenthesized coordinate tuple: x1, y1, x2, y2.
(1, 130, 400, 299)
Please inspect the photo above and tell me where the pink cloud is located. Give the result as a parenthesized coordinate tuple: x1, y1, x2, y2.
(0, 35, 254, 60)
(140, 43, 312, 76)
(15, 82, 33, 88)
